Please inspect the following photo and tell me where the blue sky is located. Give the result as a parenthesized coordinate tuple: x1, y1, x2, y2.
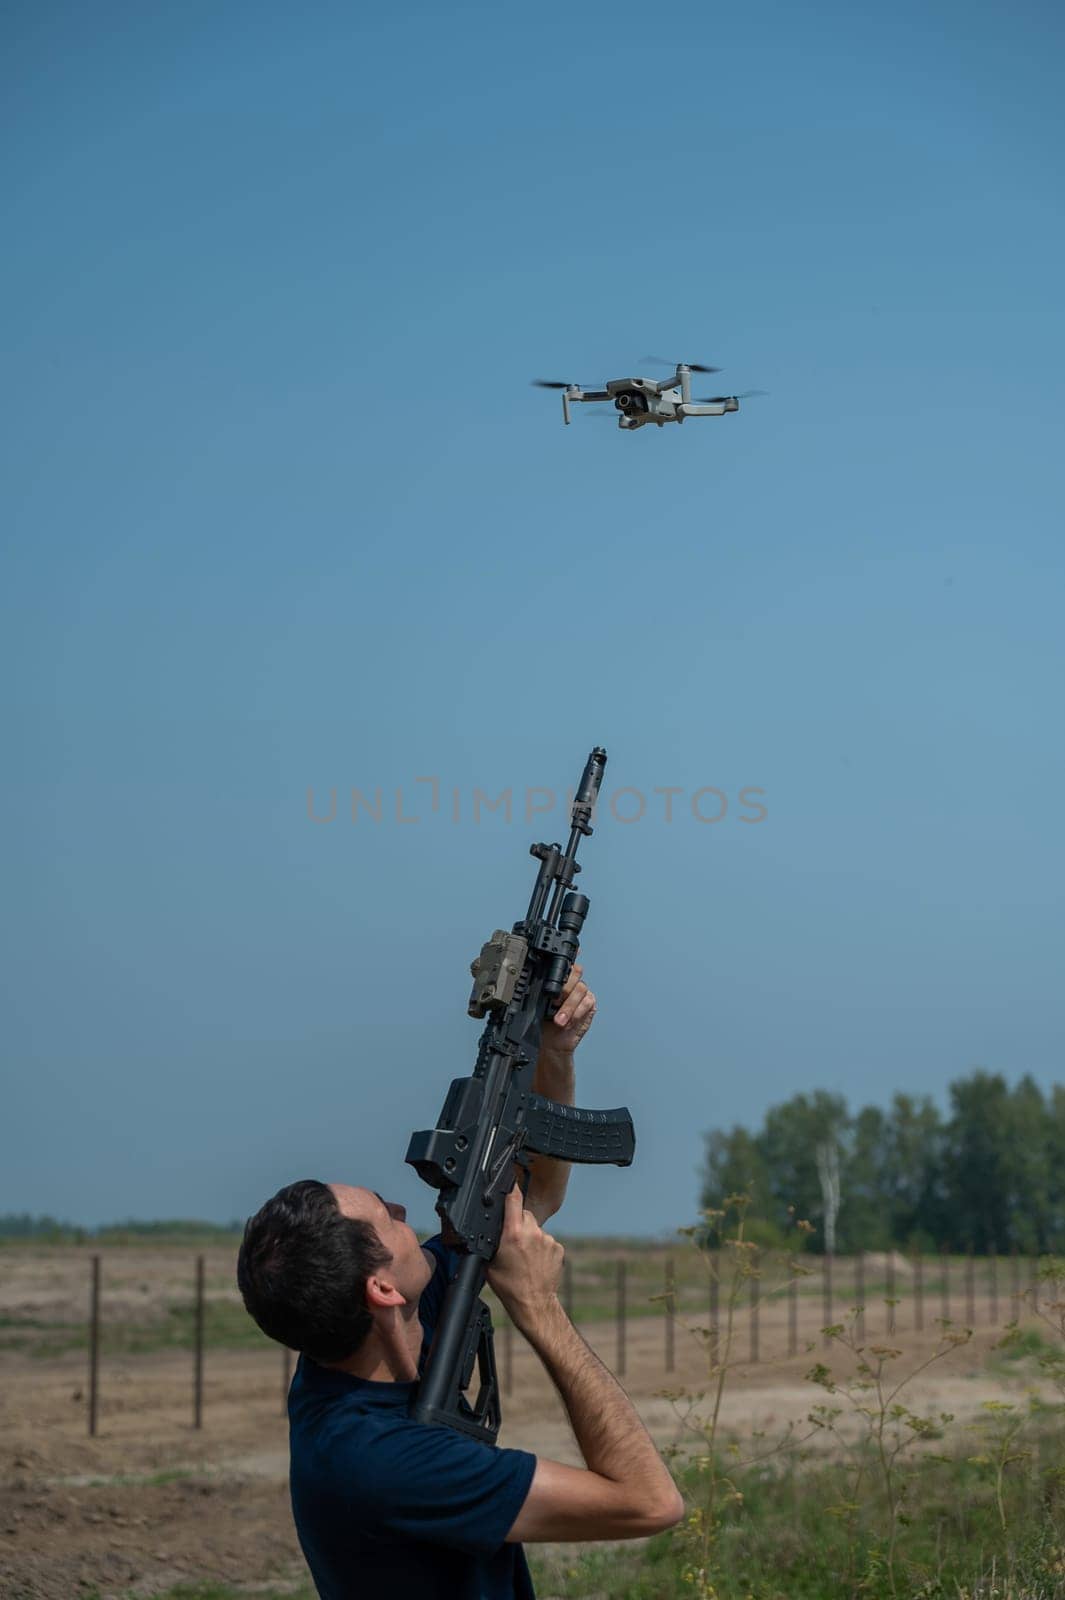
(3, 0, 1063, 1234)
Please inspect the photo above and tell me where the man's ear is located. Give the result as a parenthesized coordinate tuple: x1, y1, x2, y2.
(365, 1273, 407, 1310)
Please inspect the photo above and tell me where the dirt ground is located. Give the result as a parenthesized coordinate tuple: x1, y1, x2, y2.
(0, 1246, 1051, 1599)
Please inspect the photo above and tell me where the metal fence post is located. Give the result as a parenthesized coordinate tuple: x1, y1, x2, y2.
(616, 1259, 626, 1377)
(665, 1257, 675, 1374)
(193, 1254, 205, 1430)
(88, 1255, 101, 1438)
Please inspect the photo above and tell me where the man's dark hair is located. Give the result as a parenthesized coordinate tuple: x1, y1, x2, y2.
(237, 1179, 392, 1363)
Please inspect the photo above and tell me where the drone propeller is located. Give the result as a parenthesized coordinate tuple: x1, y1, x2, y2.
(641, 356, 722, 374)
(695, 389, 768, 401)
(531, 379, 578, 390)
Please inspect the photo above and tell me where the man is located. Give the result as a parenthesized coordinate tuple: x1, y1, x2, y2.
(238, 966, 683, 1599)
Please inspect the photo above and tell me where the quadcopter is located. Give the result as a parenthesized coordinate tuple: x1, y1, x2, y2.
(532, 359, 764, 431)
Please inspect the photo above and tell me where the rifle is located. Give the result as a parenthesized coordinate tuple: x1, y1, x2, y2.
(405, 746, 635, 1443)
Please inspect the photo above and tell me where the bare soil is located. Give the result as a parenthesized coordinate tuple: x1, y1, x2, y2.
(0, 1246, 1048, 1599)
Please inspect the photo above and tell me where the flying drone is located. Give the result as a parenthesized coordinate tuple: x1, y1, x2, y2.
(532, 358, 765, 431)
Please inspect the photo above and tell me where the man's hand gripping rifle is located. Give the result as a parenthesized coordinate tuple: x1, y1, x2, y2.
(405, 747, 635, 1444)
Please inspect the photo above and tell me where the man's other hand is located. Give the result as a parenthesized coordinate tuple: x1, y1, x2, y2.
(487, 1187, 564, 1332)
(540, 963, 596, 1056)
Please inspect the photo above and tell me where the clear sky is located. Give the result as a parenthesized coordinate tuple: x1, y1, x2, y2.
(3, 0, 1063, 1235)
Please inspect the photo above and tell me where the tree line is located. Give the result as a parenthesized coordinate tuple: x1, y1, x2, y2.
(0, 1213, 243, 1243)
(700, 1070, 1065, 1255)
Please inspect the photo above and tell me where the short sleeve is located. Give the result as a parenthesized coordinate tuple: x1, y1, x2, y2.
(344, 1416, 535, 1555)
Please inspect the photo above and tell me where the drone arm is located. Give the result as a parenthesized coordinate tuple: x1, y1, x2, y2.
(678, 402, 730, 418)
(563, 389, 610, 424)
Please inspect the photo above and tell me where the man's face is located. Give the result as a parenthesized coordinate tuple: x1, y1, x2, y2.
(328, 1184, 433, 1305)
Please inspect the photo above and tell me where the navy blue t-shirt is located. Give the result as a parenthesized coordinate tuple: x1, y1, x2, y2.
(289, 1236, 536, 1600)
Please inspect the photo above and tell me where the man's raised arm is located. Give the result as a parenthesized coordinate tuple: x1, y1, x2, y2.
(488, 1187, 683, 1542)
(525, 963, 597, 1224)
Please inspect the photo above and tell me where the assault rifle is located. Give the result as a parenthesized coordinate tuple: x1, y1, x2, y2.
(405, 747, 635, 1443)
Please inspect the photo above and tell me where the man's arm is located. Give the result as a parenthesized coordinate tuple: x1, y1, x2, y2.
(525, 964, 596, 1224)
(488, 1188, 683, 1542)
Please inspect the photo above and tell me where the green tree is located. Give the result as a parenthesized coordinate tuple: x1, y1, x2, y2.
(1002, 1075, 1051, 1252)
(701, 1125, 774, 1219)
(943, 1070, 1013, 1251)
(843, 1104, 893, 1252)
(760, 1090, 849, 1251)
(699, 1070, 1053, 1256)
(882, 1092, 946, 1248)
(1046, 1084, 1065, 1246)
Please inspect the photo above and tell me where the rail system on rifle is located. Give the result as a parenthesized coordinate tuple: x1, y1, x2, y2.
(405, 747, 635, 1443)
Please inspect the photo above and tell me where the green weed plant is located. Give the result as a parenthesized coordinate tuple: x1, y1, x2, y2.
(528, 1199, 1065, 1600)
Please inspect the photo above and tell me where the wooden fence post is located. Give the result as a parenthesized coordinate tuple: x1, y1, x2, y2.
(855, 1251, 866, 1342)
(822, 1253, 833, 1348)
(665, 1257, 675, 1373)
(749, 1252, 760, 1364)
(1010, 1244, 1020, 1314)
(965, 1246, 976, 1328)
(710, 1259, 720, 1369)
(788, 1272, 797, 1358)
(88, 1254, 101, 1438)
(989, 1246, 998, 1325)
(886, 1250, 896, 1335)
(193, 1254, 205, 1430)
(913, 1249, 924, 1332)
(940, 1245, 951, 1323)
